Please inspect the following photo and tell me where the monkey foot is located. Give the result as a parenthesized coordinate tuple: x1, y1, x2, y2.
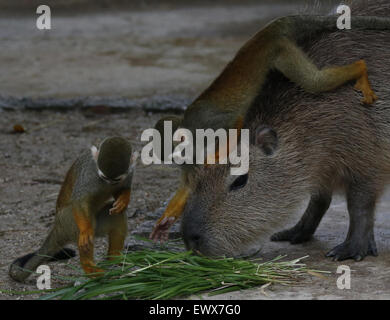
(150, 216, 176, 243)
(84, 265, 105, 277)
(78, 231, 93, 252)
(354, 60, 378, 105)
(326, 237, 378, 261)
(270, 227, 313, 244)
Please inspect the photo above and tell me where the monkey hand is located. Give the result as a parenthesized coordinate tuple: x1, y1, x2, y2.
(150, 216, 176, 243)
(110, 190, 130, 215)
(78, 229, 94, 252)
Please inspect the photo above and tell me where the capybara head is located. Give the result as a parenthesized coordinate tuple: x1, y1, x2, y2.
(180, 123, 308, 257)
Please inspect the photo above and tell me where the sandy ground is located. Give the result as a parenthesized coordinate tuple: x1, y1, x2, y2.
(0, 1, 389, 300)
(1, 109, 389, 300)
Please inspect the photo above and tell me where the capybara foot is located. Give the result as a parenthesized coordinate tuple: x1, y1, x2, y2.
(271, 226, 313, 244)
(326, 237, 378, 261)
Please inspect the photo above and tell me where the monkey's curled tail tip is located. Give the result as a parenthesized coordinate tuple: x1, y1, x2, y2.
(9, 248, 76, 282)
(9, 252, 36, 282)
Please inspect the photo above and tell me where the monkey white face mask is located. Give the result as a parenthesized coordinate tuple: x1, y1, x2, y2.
(97, 168, 128, 185)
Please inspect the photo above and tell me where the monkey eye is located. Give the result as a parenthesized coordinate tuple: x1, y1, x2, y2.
(229, 173, 248, 191)
(98, 169, 126, 184)
(108, 174, 126, 184)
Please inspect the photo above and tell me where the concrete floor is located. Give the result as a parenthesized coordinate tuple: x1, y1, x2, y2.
(0, 2, 303, 102)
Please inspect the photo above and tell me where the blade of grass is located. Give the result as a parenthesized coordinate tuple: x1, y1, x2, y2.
(38, 249, 324, 300)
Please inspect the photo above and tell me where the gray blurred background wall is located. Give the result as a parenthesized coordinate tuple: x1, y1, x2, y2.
(0, 0, 339, 110)
(0, 0, 337, 13)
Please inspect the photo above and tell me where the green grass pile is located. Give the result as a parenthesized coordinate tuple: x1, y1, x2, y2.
(42, 250, 319, 300)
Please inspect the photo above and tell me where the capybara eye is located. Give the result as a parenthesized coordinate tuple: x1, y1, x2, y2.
(229, 173, 248, 191)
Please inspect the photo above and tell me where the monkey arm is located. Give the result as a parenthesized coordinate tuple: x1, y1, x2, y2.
(110, 188, 131, 215)
(150, 185, 190, 242)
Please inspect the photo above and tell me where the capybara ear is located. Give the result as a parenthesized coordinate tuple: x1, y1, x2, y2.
(256, 126, 278, 156)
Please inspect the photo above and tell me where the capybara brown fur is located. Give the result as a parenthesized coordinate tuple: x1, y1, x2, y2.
(180, 0, 390, 261)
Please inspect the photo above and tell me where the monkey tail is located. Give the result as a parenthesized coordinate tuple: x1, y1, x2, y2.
(283, 15, 390, 43)
(9, 228, 75, 282)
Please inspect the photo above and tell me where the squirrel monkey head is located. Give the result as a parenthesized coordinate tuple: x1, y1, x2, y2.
(91, 136, 135, 185)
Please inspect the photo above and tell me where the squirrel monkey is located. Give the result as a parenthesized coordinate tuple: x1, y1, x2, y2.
(150, 14, 390, 242)
(9, 136, 136, 282)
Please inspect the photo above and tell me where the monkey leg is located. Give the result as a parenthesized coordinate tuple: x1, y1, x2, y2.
(271, 191, 332, 244)
(78, 243, 104, 276)
(274, 38, 378, 104)
(107, 213, 128, 259)
(326, 180, 378, 261)
(95, 203, 128, 260)
(73, 207, 103, 275)
(110, 189, 131, 215)
(107, 233, 126, 259)
(150, 185, 190, 242)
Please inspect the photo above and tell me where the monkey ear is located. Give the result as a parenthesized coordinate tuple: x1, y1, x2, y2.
(154, 115, 184, 162)
(91, 145, 99, 162)
(256, 127, 278, 156)
(129, 151, 139, 170)
(154, 115, 183, 136)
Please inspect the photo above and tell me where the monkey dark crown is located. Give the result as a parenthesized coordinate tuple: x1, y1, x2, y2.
(97, 136, 132, 180)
